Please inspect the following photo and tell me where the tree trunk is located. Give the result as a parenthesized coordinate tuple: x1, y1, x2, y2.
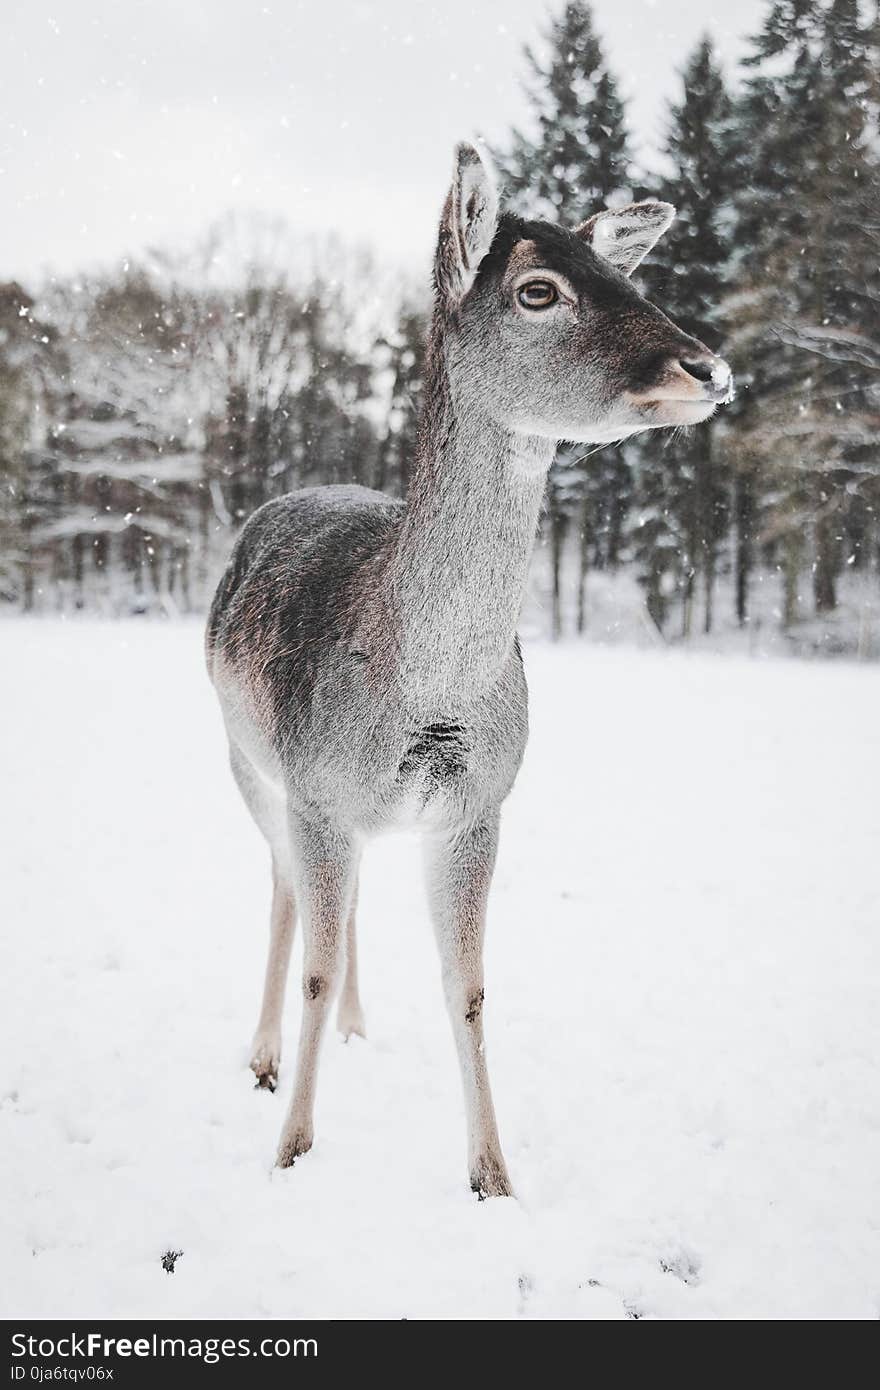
(576, 496, 590, 635)
(703, 546, 715, 635)
(71, 533, 84, 609)
(782, 530, 804, 629)
(606, 454, 628, 570)
(97, 534, 110, 608)
(180, 543, 191, 612)
(734, 471, 754, 627)
(813, 510, 838, 613)
(550, 506, 568, 641)
(645, 566, 665, 634)
(21, 556, 34, 613)
(148, 539, 161, 597)
(681, 566, 695, 639)
(699, 431, 717, 635)
(374, 438, 388, 494)
(196, 484, 211, 603)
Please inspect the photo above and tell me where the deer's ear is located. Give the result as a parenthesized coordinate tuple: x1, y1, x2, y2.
(435, 142, 499, 306)
(576, 200, 675, 276)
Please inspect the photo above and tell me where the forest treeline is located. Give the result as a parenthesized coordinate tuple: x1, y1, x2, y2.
(1, 0, 878, 649)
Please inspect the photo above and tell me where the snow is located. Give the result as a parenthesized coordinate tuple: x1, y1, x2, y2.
(710, 358, 734, 400)
(2, 620, 879, 1320)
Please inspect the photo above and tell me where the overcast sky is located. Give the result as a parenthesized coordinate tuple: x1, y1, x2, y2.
(2, 0, 764, 282)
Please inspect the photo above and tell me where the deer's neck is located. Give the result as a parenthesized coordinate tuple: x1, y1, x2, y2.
(389, 332, 553, 711)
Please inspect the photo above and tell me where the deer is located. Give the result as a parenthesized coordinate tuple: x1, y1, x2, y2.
(205, 143, 732, 1198)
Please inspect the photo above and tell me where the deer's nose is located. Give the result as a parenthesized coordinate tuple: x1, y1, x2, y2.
(679, 352, 734, 402)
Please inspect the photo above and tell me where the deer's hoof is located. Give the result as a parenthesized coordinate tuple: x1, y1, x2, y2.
(276, 1127, 313, 1169)
(337, 1003, 367, 1042)
(470, 1153, 514, 1200)
(250, 1037, 280, 1092)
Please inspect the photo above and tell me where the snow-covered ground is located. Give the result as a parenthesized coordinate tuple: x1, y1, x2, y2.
(2, 621, 879, 1320)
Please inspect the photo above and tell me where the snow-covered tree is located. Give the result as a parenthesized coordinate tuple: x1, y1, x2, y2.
(0, 283, 64, 608)
(495, 1, 631, 224)
(35, 271, 205, 612)
(12, 244, 405, 613)
(728, 0, 880, 626)
(493, 0, 635, 636)
(634, 37, 738, 635)
(374, 299, 427, 497)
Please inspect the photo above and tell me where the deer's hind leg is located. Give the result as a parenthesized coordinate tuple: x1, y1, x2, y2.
(250, 857, 295, 1089)
(228, 740, 296, 1092)
(336, 880, 366, 1040)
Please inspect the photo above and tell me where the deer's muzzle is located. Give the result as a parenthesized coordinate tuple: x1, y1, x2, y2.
(678, 353, 734, 403)
(628, 347, 734, 408)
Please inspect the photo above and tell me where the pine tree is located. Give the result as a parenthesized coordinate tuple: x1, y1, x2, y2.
(497, 3, 630, 224)
(493, 0, 635, 636)
(634, 37, 738, 636)
(728, 0, 880, 631)
(375, 300, 427, 496)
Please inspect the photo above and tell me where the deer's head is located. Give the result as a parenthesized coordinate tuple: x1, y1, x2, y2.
(435, 143, 733, 445)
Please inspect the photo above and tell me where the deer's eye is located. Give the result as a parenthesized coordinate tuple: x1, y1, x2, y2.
(517, 280, 558, 310)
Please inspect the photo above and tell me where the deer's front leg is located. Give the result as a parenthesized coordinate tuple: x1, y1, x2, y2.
(276, 812, 357, 1168)
(425, 812, 512, 1199)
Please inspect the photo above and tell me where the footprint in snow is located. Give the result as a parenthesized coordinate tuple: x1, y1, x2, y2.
(659, 1248, 702, 1286)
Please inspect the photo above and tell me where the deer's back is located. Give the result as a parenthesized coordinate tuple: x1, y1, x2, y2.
(207, 483, 400, 694)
